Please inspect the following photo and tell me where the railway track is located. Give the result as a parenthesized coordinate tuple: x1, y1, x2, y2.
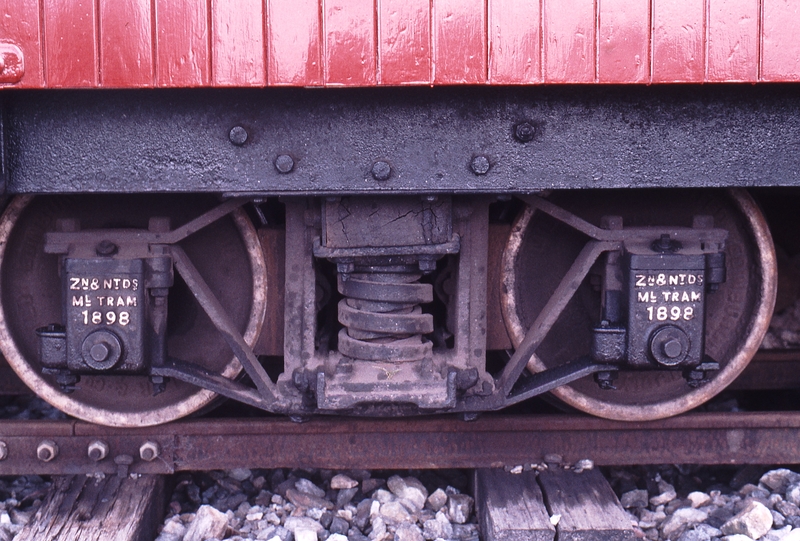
(0, 410, 798, 477)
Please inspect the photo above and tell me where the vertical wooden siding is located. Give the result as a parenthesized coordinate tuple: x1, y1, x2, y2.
(2, 0, 799, 87)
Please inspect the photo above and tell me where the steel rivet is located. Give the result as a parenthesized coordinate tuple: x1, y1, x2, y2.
(88, 440, 109, 462)
(470, 156, 490, 175)
(139, 441, 160, 462)
(275, 154, 295, 174)
(37, 440, 58, 462)
(513, 122, 536, 143)
(0, 442, 7, 461)
(371, 161, 392, 181)
(229, 126, 248, 146)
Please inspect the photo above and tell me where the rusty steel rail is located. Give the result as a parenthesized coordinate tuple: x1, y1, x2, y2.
(1, 412, 800, 475)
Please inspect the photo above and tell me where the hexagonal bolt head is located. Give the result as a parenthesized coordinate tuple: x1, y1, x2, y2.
(229, 125, 248, 146)
(371, 161, 392, 181)
(470, 156, 491, 175)
(275, 154, 295, 174)
(139, 441, 160, 462)
(0, 442, 7, 461)
(513, 122, 537, 143)
(88, 440, 110, 462)
(37, 440, 59, 462)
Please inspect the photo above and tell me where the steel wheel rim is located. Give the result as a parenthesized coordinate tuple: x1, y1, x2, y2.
(0, 195, 267, 427)
(501, 189, 777, 421)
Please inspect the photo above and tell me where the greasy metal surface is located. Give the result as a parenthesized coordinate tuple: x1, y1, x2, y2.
(3, 0, 799, 87)
(0, 195, 268, 426)
(501, 190, 777, 420)
(2, 412, 800, 474)
(6, 86, 800, 194)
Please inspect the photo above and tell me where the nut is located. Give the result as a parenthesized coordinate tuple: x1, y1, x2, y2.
(88, 440, 109, 461)
(139, 441, 160, 462)
(513, 122, 537, 143)
(37, 440, 59, 462)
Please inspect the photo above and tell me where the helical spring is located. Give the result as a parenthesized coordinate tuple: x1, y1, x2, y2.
(337, 265, 433, 362)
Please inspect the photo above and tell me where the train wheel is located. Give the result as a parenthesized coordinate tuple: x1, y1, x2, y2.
(0, 195, 267, 427)
(501, 189, 776, 420)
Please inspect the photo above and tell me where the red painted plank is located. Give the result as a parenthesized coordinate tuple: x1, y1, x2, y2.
(43, 0, 97, 87)
(155, 0, 210, 87)
(268, 0, 322, 85)
(1, 0, 44, 88)
(324, 0, 376, 85)
(99, 0, 154, 87)
(707, 0, 758, 81)
(543, 0, 595, 83)
(488, 0, 541, 83)
(761, 0, 800, 81)
(212, 0, 266, 86)
(379, 0, 431, 85)
(433, 0, 486, 84)
(598, 0, 649, 83)
(652, 0, 705, 82)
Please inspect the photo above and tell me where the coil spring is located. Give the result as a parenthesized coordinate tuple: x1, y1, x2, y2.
(337, 265, 433, 362)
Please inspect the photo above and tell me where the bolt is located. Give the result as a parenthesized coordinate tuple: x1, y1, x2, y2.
(470, 156, 490, 175)
(662, 339, 684, 359)
(90, 343, 110, 362)
(229, 125, 248, 146)
(37, 440, 58, 462)
(0, 442, 7, 461)
(88, 440, 109, 461)
(513, 122, 537, 143)
(275, 154, 295, 173)
(114, 454, 134, 477)
(151, 375, 167, 396)
(594, 371, 617, 390)
(371, 161, 392, 181)
(95, 240, 118, 256)
(139, 441, 159, 462)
